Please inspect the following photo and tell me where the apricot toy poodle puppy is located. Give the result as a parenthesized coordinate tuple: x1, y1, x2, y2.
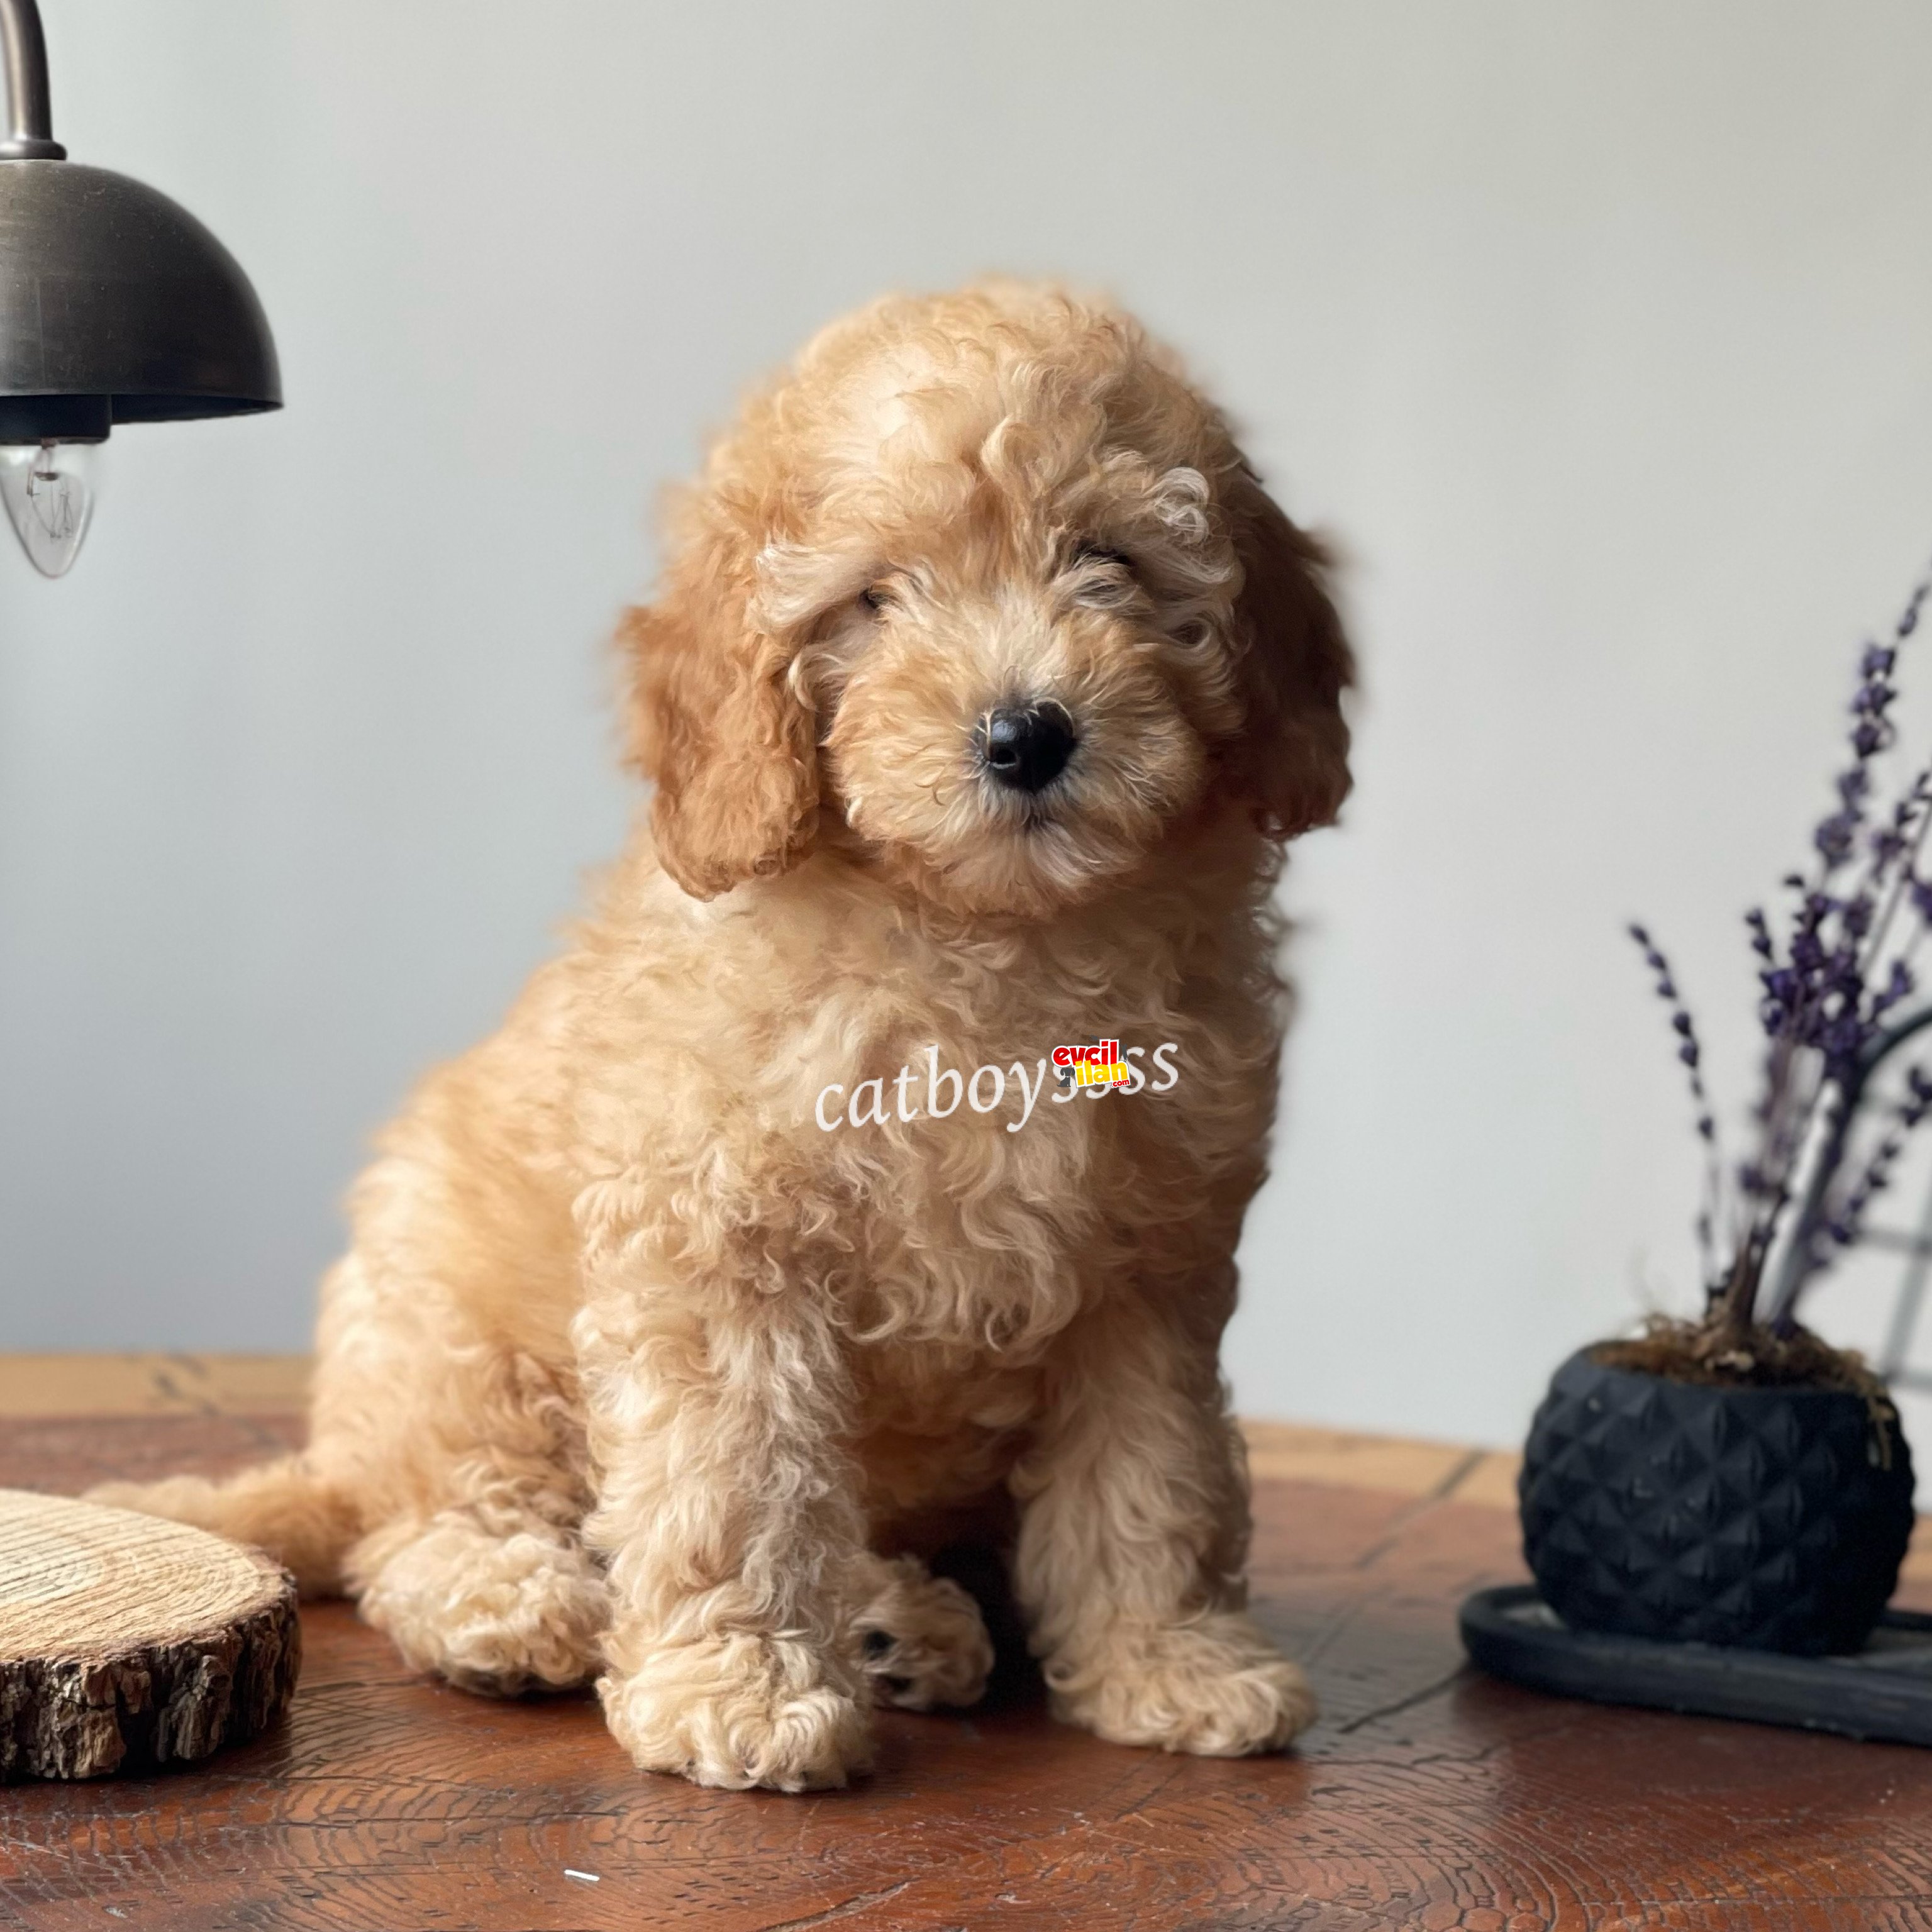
(95, 281, 1353, 1791)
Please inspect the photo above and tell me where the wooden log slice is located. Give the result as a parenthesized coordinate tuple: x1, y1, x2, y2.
(0, 1487, 299, 1780)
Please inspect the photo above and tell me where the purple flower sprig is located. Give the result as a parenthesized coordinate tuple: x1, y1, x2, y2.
(1811, 638, 1905, 872)
(1628, 924, 1716, 1138)
(1633, 548, 1932, 1340)
(1629, 923, 1723, 1285)
(1743, 572, 1932, 1202)
(1820, 1065, 1932, 1258)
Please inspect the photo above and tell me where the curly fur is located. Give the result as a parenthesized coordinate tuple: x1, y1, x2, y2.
(92, 282, 1353, 1791)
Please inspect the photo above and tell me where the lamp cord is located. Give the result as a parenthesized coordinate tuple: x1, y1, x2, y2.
(0, 0, 65, 162)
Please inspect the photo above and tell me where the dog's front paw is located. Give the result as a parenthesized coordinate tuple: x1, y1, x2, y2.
(1045, 1611, 1316, 1757)
(853, 1555, 994, 1711)
(598, 1633, 873, 1791)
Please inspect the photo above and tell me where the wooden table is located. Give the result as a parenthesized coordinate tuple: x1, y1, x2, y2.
(1, 1357, 1929, 1931)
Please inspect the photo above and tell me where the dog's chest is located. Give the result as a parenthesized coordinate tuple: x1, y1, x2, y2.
(785, 930, 1270, 1352)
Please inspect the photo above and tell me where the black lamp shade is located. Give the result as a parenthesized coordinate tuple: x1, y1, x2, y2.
(0, 158, 280, 443)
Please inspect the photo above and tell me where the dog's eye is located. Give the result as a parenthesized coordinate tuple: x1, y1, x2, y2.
(858, 583, 893, 614)
(1068, 542, 1137, 607)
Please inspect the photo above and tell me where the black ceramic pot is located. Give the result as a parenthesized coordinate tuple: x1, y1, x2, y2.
(1519, 1347, 1916, 1655)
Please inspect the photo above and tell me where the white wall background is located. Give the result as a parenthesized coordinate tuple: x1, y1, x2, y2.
(8, 1, 1932, 1457)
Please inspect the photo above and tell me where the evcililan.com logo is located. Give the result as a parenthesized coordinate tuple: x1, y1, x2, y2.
(814, 1039, 1182, 1135)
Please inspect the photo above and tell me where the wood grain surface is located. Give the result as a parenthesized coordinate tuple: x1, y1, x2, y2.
(0, 1488, 299, 1781)
(0, 1402, 1928, 1929)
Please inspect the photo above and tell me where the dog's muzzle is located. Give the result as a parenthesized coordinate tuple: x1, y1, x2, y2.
(979, 702, 1077, 794)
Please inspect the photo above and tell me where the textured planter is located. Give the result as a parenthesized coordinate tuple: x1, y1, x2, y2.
(1519, 1348, 1916, 1655)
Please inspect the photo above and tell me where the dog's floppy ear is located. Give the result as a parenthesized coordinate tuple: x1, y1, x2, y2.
(622, 517, 819, 901)
(1221, 467, 1354, 840)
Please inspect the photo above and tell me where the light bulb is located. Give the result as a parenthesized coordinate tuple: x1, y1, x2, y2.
(1, 440, 98, 578)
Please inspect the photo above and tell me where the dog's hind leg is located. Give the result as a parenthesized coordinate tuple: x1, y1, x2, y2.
(353, 1500, 609, 1697)
(347, 1346, 610, 1697)
(849, 1552, 993, 1711)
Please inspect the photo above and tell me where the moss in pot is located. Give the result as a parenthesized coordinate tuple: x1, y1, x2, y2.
(1523, 560, 1932, 1659)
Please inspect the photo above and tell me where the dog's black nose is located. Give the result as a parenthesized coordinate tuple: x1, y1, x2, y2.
(980, 703, 1077, 793)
